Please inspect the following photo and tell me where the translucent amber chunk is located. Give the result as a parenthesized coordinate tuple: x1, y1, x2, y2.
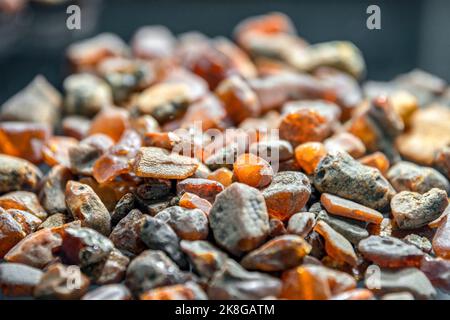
(233, 153, 273, 188)
(207, 168, 233, 187)
(179, 192, 212, 215)
(294, 142, 327, 174)
(359, 151, 390, 175)
(42, 136, 79, 167)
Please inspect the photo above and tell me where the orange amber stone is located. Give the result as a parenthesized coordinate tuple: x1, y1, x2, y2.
(233, 153, 273, 188)
(179, 192, 212, 215)
(320, 193, 384, 224)
(180, 94, 228, 131)
(42, 136, 79, 167)
(215, 75, 260, 124)
(359, 151, 390, 175)
(0, 209, 27, 258)
(330, 288, 374, 300)
(280, 264, 356, 300)
(144, 131, 181, 150)
(294, 142, 327, 174)
(433, 214, 450, 259)
(177, 178, 224, 203)
(0, 191, 47, 220)
(0, 122, 50, 163)
(139, 283, 205, 300)
(207, 168, 233, 187)
(314, 220, 358, 267)
(88, 107, 129, 142)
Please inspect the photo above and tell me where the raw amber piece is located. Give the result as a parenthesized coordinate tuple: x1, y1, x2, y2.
(433, 214, 450, 259)
(320, 193, 384, 224)
(207, 168, 233, 187)
(359, 151, 390, 175)
(215, 75, 260, 124)
(0, 191, 47, 220)
(144, 131, 181, 150)
(280, 264, 356, 300)
(179, 192, 212, 215)
(0, 121, 50, 163)
(133, 147, 198, 179)
(0, 155, 42, 193)
(324, 132, 366, 159)
(109, 209, 146, 256)
(4, 228, 62, 269)
(213, 37, 257, 79)
(88, 107, 129, 142)
(39, 165, 74, 215)
(233, 153, 273, 188)
(428, 205, 449, 229)
(89, 249, 129, 285)
(314, 220, 358, 267)
(65, 181, 111, 236)
(180, 94, 228, 131)
(0, 209, 27, 258)
(240, 235, 311, 271)
(330, 288, 374, 300)
(42, 136, 79, 167)
(294, 142, 327, 174)
(6, 209, 41, 234)
(140, 282, 207, 300)
(279, 101, 341, 146)
(177, 178, 224, 203)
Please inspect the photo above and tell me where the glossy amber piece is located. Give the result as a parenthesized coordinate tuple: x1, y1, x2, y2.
(207, 167, 233, 187)
(433, 214, 450, 259)
(179, 192, 212, 215)
(294, 142, 327, 174)
(139, 283, 206, 300)
(0, 191, 47, 220)
(320, 193, 384, 224)
(314, 220, 358, 267)
(144, 131, 181, 150)
(0, 122, 50, 163)
(359, 151, 390, 175)
(177, 178, 224, 203)
(88, 107, 129, 142)
(233, 153, 273, 188)
(42, 136, 79, 167)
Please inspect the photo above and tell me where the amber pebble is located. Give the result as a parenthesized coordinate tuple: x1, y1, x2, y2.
(314, 151, 395, 212)
(61, 227, 114, 267)
(6, 209, 42, 234)
(280, 264, 356, 300)
(330, 288, 374, 300)
(241, 235, 311, 271)
(144, 131, 181, 150)
(435, 146, 450, 179)
(215, 75, 260, 124)
(0, 191, 47, 220)
(213, 37, 257, 79)
(140, 282, 207, 300)
(0, 75, 61, 127)
(269, 218, 287, 238)
(387, 161, 450, 194)
(0, 154, 42, 193)
(324, 132, 366, 159)
(4, 228, 62, 269)
(39, 165, 74, 215)
(321, 193, 383, 224)
(179, 192, 212, 215)
(391, 188, 448, 230)
(82, 284, 132, 300)
(62, 116, 91, 140)
(279, 100, 341, 146)
(294, 142, 327, 175)
(66, 181, 111, 235)
(358, 236, 424, 268)
(209, 183, 270, 256)
(420, 256, 450, 292)
(0, 209, 27, 258)
(177, 178, 224, 203)
(88, 107, 129, 142)
(208, 259, 281, 300)
(262, 171, 311, 221)
(287, 212, 316, 238)
(358, 152, 390, 175)
(125, 250, 189, 295)
(133, 147, 198, 179)
(109, 209, 147, 257)
(42, 136, 79, 167)
(87, 249, 130, 285)
(0, 121, 50, 163)
(433, 213, 450, 259)
(0, 263, 43, 297)
(207, 168, 234, 187)
(68, 133, 114, 176)
(314, 220, 358, 267)
(233, 153, 273, 188)
(33, 263, 90, 300)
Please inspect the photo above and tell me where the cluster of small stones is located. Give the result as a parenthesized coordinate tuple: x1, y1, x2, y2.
(0, 12, 450, 300)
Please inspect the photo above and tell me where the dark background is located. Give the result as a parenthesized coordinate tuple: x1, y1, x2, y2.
(1, 0, 450, 104)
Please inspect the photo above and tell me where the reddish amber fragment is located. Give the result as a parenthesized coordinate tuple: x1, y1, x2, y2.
(179, 192, 212, 215)
(180, 94, 228, 131)
(144, 131, 181, 150)
(280, 264, 356, 300)
(0, 209, 27, 258)
(207, 168, 234, 187)
(359, 151, 390, 175)
(140, 282, 206, 300)
(42, 136, 79, 167)
(433, 214, 450, 259)
(233, 153, 273, 188)
(0, 122, 50, 163)
(214, 37, 257, 79)
(177, 178, 224, 203)
(6, 209, 42, 234)
(324, 132, 366, 159)
(88, 107, 129, 142)
(320, 193, 384, 224)
(0, 191, 47, 220)
(294, 142, 327, 174)
(314, 220, 358, 267)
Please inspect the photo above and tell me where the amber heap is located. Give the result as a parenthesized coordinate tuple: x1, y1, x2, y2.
(0, 12, 450, 301)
